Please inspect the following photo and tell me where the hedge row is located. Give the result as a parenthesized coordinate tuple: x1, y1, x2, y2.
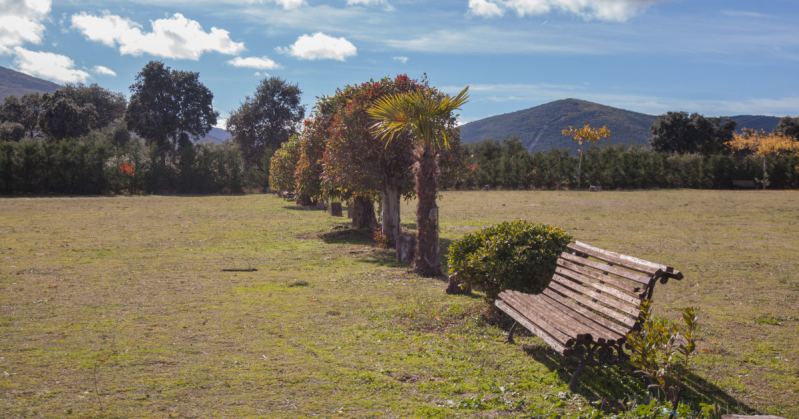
(0, 139, 245, 195)
(460, 139, 799, 190)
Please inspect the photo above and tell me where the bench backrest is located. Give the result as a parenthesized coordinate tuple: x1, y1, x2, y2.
(550, 241, 683, 333)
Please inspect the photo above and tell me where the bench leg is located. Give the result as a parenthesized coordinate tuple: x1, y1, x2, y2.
(569, 358, 589, 393)
(506, 321, 518, 344)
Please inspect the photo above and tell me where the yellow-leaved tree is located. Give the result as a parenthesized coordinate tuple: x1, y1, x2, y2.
(726, 129, 799, 190)
(562, 124, 610, 191)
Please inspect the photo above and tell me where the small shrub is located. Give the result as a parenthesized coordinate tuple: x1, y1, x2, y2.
(373, 227, 395, 248)
(447, 220, 572, 303)
(627, 300, 698, 414)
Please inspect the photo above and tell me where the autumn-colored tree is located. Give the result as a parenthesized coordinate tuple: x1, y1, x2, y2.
(727, 129, 799, 190)
(295, 97, 337, 205)
(269, 135, 301, 194)
(369, 86, 469, 276)
(321, 75, 421, 234)
(562, 124, 610, 191)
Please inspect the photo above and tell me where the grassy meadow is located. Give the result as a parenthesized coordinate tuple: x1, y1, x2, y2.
(1, 190, 797, 418)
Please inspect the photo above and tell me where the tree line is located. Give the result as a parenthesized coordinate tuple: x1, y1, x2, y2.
(2, 62, 798, 197)
(0, 61, 307, 194)
(461, 136, 799, 191)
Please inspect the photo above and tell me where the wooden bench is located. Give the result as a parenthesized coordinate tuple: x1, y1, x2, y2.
(732, 180, 757, 189)
(496, 241, 683, 392)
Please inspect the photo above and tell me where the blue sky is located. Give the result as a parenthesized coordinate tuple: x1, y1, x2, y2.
(1, 0, 798, 127)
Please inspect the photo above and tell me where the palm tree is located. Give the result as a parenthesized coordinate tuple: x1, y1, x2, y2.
(368, 87, 469, 276)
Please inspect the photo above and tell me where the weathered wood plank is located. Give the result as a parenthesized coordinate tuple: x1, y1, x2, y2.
(559, 252, 652, 286)
(555, 266, 643, 306)
(551, 273, 641, 317)
(569, 241, 665, 276)
(546, 281, 638, 327)
(501, 292, 575, 346)
(496, 299, 568, 354)
(539, 291, 629, 337)
(527, 292, 624, 343)
(510, 291, 613, 342)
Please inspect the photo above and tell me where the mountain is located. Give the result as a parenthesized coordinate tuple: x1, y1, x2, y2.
(0, 66, 61, 101)
(198, 127, 232, 144)
(728, 115, 783, 133)
(459, 99, 785, 154)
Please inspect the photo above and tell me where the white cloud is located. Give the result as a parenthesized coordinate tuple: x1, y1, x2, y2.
(276, 0, 305, 9)
(12, 47, 89, 83)
(91, 65, 116, 76)
(227, 56, 280, 70)
(393, 56, 408, 63)
(71, 12, 245, 60)
(276, 32, 356, 61)
(468, 0, 666, 22)
(468, 0, 504, 18)
(346, 0, 393, 9)
(215, 118, 228, 129)
(0, 0, 51, 53)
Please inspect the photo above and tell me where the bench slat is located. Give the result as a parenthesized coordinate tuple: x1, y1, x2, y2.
(569, 241, 682, 279)
(551, 273, 641, 318)
(540, 289, 630, 337)
(529, 293, 625, 343)
(511, 291, 616, 343)
(501, 292, 576, 345)
(547, 281, 638, 327)
(559, 252, 651, 286)
(496, 300, 568, 353)
(554, 266, 643, 306)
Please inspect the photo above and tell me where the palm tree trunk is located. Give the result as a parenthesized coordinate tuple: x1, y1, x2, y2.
(413, 145, 442, 276)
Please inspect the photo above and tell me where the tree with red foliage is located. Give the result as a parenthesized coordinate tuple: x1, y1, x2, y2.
(321, 75, 421, 235)
(295, 97, 337, 205)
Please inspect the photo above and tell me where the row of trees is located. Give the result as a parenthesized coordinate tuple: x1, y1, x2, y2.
(268, 75, 467, 275)
(462, 138, 799, 190)
(0, 138, 244, 195)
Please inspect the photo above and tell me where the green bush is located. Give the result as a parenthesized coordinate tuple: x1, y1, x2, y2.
(447, 220, 572, 303)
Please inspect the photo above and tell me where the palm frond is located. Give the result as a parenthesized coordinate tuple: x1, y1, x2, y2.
(367, 87, 469, 149)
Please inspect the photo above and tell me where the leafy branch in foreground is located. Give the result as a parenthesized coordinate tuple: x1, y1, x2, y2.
(627, 300, 698, 416)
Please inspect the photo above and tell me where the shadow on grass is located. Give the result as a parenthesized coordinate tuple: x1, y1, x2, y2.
(282, 205, 321, 211)
(520, 344, 757, 416)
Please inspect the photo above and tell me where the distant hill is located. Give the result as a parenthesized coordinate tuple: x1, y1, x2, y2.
(0, 65, 61, 101)
(198, 127, 232, 144)
(728, 115, 783, 133)
(459, 99, 784, 154)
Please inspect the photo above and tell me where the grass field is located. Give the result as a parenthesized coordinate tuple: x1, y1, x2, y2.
(1, 190, 797, 418)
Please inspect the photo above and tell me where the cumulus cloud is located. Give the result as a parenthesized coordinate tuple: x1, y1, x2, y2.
(0, 0, 51, 53)
(227, 56, 280, 70)
(92, 65, 116, 76)
(71, 12, 245, 60)
(12, 47, 89, 83)
(468, 0, 504, 18)
(393, 56, 408, 63)
(468, 0, 665, 22)
(276, 0, 305, 9)
(276, 32, 356, 61)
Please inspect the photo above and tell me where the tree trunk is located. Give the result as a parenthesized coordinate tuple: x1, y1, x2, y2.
(763, 156, 767, 190)
(381, 183, 401, 242)
(296, 193, 313, 206)
(350, 196, 377, 229)
(413, 146, 442, 277)
(577, 150, 583, 191)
